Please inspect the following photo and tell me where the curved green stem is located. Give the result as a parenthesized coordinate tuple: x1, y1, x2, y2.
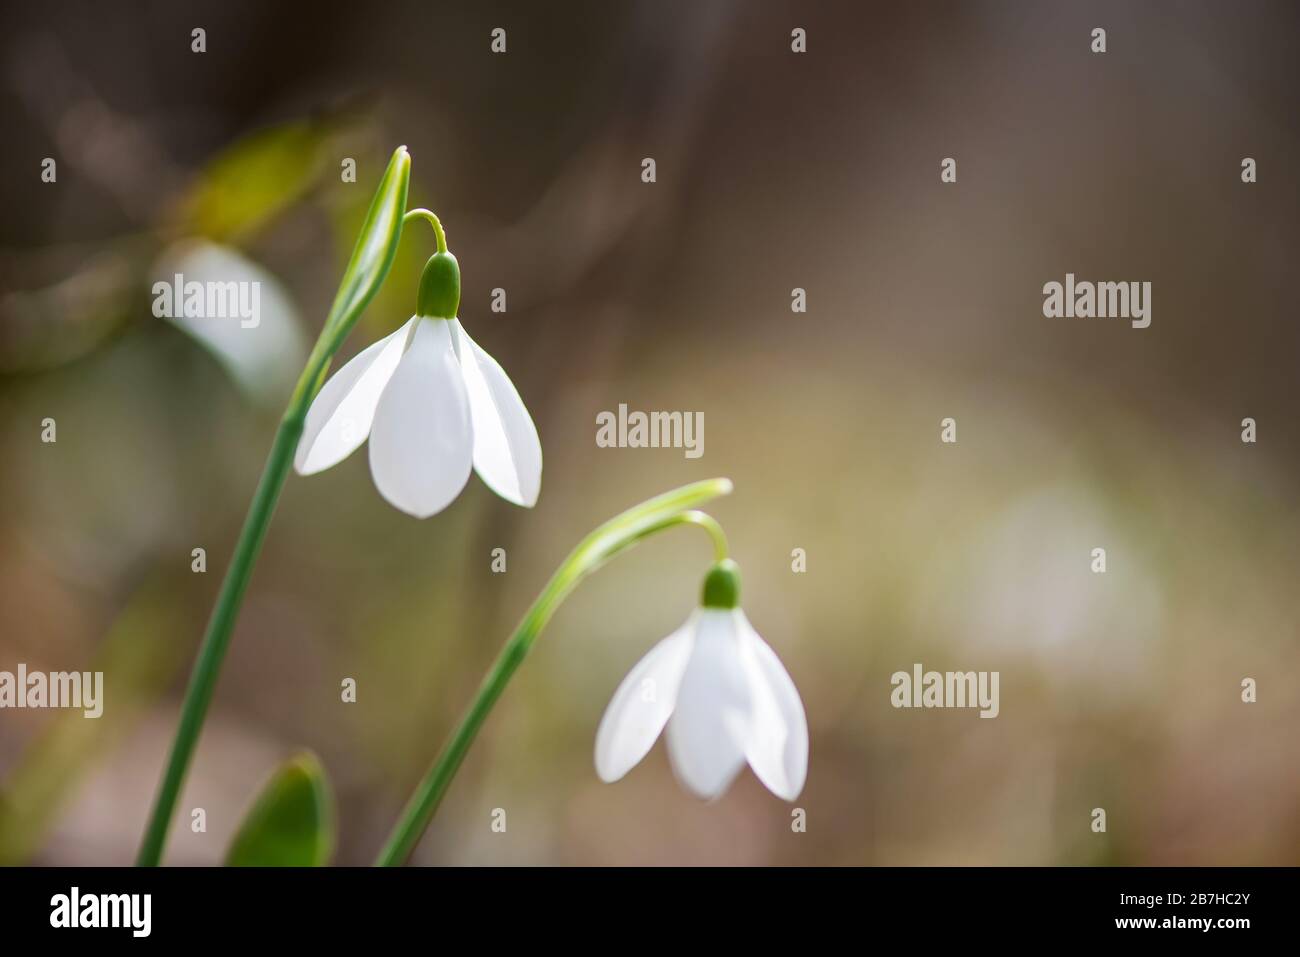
(403, 208, 447, 253)
(672, 510, 729, 562)
(374, 479, 733, 866)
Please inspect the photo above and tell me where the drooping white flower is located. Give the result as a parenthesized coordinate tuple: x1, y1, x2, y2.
(294, 252, 541, 518)
(595, 560, 808, 801)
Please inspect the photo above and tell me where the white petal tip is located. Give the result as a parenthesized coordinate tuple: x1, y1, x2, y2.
(293, 454, 327, 478)
(770, 780, 804, 802)
(373, 464, 471, 518)
(667, 745, 746, 801)
(490, 488, 537, 508)
(677, 777, 735, 802)
(385, 497, 455, 520)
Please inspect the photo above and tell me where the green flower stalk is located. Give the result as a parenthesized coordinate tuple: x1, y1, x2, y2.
(375, 478, 734, 866)
(137, 147, 414, 866)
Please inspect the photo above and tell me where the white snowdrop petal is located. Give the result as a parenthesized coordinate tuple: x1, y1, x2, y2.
(594, 615, 696, 783)
(736, 610, 809, 800)
(368, 318, 473, 518)
(453, 320, 542, 507)
(665, 608, 752, 800)
(294, 318, 415, 475)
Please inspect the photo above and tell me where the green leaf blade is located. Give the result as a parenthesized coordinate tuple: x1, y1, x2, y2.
(322, 145, 412, 345)
(225, 752, 335, 867)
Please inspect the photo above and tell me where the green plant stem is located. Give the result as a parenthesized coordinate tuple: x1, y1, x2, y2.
(675, 510, 729, 562)
(403, 208, 447, 253)
(135, 144, 411, 867)
(374, 480, 733, 866)
(135, 361, 324, 867)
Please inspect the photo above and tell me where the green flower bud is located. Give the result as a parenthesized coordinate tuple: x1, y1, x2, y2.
(701, 558, 741, 609)
(417, 251, 461, 319)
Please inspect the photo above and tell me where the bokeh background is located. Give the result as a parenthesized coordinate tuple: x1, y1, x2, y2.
(1, 0, 1297, 865)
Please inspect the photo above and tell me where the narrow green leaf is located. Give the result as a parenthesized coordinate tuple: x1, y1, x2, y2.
(225, 752, 335, 867)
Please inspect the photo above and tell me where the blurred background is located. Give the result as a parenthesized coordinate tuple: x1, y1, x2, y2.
(1, 0, 1298, 865)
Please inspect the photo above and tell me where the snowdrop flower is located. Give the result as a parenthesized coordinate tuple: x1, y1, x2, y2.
(595, 560, 808, 800)
(294, 249, 541, 518)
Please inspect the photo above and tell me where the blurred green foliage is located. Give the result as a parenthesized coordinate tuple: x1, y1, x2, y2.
(225, 752, 335, 867)
(177, 123, 332, 244)
(0, 577, 185, 864)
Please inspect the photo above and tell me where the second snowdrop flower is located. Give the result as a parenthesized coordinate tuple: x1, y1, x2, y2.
(595, 559, 809, 801)
(295, 225, 541, 518)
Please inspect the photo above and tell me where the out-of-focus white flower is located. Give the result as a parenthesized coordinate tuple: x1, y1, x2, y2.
(153, 240, 307, 405)
(595, 560, 808, 800)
